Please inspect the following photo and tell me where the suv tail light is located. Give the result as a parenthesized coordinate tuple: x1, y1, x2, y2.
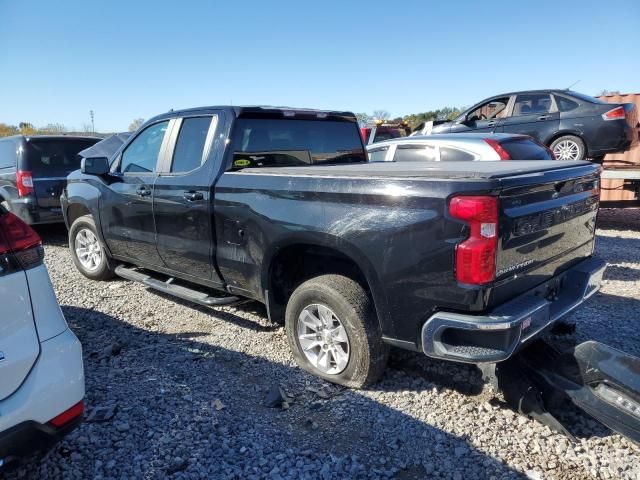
(602, 106, 626, 121)
(48, 400, 84, 428)
(16, 170, 34, 197)
(483, 138, 511, 160)
(449, 196, 498, 285)
(0, 211, 44, 272)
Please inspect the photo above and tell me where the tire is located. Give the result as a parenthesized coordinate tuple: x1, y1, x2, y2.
(69, 215, 115, 280)
(550, 135, 586, 161)
(285, 274, 389, 388)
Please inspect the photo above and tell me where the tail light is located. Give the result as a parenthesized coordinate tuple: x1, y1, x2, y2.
(16, 170, 34, 197)
(0, 211, 44, 272)
(602, 106, 625, 121)
(449, 195, 498, 285)
(483, 138, 511, 160)
(48, 400, 84, 428)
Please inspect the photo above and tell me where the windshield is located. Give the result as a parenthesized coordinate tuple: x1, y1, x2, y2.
(24, 138, 100, 175)
(230, 118, 365, 169)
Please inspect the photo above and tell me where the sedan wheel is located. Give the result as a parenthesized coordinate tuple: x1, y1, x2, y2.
(553, 140, 580, 160)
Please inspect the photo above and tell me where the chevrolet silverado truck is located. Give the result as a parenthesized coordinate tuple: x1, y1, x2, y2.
(61, 106, 605, 388)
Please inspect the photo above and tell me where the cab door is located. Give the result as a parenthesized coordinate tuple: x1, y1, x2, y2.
(99, 120, 171, 266)
(153, 113, 225, 287)
(498, 93, 560, 143)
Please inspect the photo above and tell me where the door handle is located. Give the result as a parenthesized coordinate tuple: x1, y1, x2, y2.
(487, 121, 497, 127)
(136, 186, 151, 197)
(538, 115, 550, 120)
(183, 191, 204, 202)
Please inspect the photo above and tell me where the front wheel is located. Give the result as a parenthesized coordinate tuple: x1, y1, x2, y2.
(285, 274, 389, 388)
(550, 135, 586, 160)
(69, 215, 115, 280)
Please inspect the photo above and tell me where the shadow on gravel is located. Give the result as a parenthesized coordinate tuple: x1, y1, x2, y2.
(6, 304, 534, 479)
(597, 207, 640, 232)
(603, 264, 640, 281)
(32, 223, 69, 246)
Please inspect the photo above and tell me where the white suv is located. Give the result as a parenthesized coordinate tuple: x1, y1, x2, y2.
(0, 208, 84, 467)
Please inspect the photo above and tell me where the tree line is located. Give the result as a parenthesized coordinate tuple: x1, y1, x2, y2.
(356, 106, 463, 129)
(0, 118, 146, 138)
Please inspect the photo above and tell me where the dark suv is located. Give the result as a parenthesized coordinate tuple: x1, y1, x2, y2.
(431, 90, 638, 161)
(0, 135, 101, 224)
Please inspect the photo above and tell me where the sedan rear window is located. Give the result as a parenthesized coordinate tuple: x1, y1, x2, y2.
(500, 138, 553, 160)
(230, 118, 365, 169)
(24, 139, 100, 175)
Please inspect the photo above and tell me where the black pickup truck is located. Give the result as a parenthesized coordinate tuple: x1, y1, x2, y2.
(61, 106, 605, 388)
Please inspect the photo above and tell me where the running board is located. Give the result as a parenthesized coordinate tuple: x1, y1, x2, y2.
(114, 265, 244, 307)
(482, 339, 640, 445)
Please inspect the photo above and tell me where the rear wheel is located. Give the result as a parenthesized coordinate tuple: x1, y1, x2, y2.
(285, 274, 388, 388)
(69, 215, 115, 280)
(550, 135, 585, 160)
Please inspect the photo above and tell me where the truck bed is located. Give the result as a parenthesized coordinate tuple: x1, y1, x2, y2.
(240, 160, 595, 180)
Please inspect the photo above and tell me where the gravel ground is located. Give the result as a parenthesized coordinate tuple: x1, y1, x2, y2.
(5, 208, 640, 480)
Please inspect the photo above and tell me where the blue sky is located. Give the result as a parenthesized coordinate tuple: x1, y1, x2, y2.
(1, 0, 638, 132)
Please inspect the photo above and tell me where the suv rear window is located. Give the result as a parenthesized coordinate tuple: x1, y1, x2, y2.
(24, 139, 100, 175)
(230, 118, 364, 169)
(500, 138, 553, 160)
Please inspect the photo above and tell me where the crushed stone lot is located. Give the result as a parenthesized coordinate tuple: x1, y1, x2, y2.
(6, 209, 640, 480)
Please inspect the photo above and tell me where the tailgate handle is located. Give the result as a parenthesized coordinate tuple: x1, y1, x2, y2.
(184, 191, 203, 202)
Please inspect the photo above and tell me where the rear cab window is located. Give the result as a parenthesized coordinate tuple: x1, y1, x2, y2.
(229, 117, 365, 169)
(23, 138, 100, 176)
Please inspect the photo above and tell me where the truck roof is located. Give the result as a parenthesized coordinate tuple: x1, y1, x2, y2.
(148, 106, 357, 123)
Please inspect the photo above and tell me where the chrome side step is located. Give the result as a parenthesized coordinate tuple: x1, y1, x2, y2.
(114, 265, 243, 307)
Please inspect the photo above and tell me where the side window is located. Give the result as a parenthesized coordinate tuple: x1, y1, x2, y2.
(440, 147, 475, 161)
(555, 95, 579, 112)
(467, 97, 510, 121)
(171, 116, 215, 173)
(393, 144, 437, 162)
(367, 146, 388, 162)
(120, 121, 169, 174)
(0, 140, 16, 168)
(512, 94, 552, 116)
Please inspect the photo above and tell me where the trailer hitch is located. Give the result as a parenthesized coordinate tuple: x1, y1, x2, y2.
(480, 339, 640, 445)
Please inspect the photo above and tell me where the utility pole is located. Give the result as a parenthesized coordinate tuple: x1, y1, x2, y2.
(89, 110, 95, 132)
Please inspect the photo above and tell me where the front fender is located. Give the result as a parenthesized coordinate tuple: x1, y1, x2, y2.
(64, 179, 110, 252)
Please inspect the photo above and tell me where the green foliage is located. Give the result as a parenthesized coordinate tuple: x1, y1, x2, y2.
(356, 107, 463, 129)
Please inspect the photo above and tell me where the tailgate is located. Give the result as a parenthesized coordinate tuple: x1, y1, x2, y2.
(33, 176, 67, 209)
(493, 165, 600, 301)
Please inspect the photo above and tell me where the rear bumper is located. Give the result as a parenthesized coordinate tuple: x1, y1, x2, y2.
(0, 328, 84, 463)
(421, 257, 606, 363)
(0, 415, 82, 465)
(5, 197, 63, 225)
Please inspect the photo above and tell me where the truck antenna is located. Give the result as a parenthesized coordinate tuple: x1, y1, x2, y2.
(565, 80, 580, 90)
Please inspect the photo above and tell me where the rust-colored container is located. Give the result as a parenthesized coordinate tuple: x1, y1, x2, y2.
(596, 93, 640, 203)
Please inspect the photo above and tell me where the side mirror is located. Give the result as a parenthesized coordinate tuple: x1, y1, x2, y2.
(81, 157, 110, 175)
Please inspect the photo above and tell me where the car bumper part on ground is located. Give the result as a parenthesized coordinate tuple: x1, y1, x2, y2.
(421, 257, 607, 363)
(0, 328, 84, 464)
